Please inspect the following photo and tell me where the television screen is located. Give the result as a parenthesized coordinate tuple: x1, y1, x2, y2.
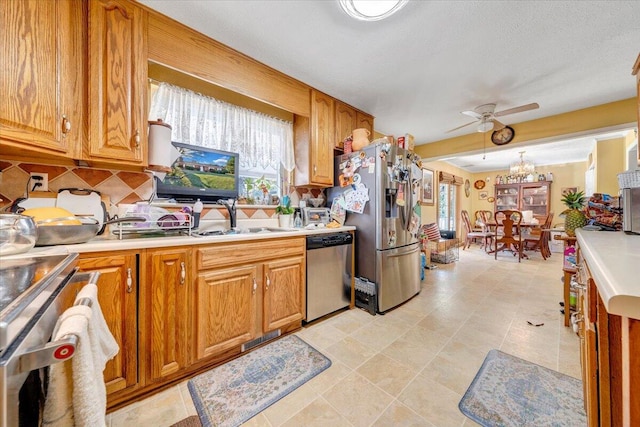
(155, 142, 239, 202)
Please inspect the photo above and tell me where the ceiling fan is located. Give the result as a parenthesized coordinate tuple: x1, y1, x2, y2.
(447, 102, 539, 133)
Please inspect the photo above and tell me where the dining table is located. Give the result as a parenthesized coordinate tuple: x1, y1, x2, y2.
(478, 219, 541, 258)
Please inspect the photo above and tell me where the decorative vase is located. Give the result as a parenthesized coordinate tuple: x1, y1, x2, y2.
(278, 214, 293, 228)
(351, 128, 370, 151)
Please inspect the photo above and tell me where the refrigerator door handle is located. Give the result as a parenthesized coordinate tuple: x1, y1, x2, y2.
(403, 181, 412, 232)
(387, 246, 420, 257)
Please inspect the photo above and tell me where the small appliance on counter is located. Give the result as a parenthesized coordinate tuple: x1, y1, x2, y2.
(301, 207, 331, 226)
(622, 187, 640, 235)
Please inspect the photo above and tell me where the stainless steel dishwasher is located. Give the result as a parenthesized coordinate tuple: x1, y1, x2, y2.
(305, 232, 353, 322)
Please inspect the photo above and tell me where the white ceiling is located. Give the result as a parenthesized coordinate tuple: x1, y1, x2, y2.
(139, 0, 640, 171)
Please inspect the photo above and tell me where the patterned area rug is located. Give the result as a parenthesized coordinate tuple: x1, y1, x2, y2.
(188, 335, 331, 427)
(459, 349, 586, 427)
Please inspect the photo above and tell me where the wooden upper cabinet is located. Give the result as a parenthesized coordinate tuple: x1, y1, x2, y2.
(0, 0, 82, 155)
(335, 101, 357, 150)
(356, 111, 374, 137)
(293, 90, 334, 187)
(87, 0, 147, 165)
(310, 90, 334, 185)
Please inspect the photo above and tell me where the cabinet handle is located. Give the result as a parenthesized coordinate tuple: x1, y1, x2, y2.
(126, 268, 133, 293)
(134, 129, 140, 148)
(252, 278, 257, 295)
(61, 115, 71, 136)
(265, 274, 271, 291)
(180, 262, 185, 285)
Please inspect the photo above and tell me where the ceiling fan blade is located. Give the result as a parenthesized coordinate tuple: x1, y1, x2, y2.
(494, 102, 539, 117)
(492, 119, 506, 130)
(461, 110, 483, 120)
(446, 121, 477, 133)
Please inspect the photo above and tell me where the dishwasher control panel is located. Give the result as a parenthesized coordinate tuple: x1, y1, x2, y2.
(306, 232, 353, 249)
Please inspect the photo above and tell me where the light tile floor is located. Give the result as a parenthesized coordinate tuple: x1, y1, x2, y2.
(108, 245, 581, 426)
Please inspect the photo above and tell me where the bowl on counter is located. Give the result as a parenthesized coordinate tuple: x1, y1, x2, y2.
(0, 214, 38, 256)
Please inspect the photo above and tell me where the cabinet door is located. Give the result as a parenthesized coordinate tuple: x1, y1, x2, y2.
(356, 111, 374, 137)
(310, 90, 334, 185)
(263, 255, 305, 332)
(194, 265, 258, 361)
(521, 183, 550, 218)
(146, 248, 190, 383)
(77, 253, 138, 397)
(87, 0, 147, 165)
(495, 184, 519, 211)
(335, 101, 357, 149)
(0, 0, 82, 154)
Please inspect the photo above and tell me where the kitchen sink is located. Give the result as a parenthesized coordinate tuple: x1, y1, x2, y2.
(195, 227, 298, 237)
(242, 227, 299, 234)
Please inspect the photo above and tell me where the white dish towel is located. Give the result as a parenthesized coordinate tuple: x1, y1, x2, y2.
(43, 284, 119, 427)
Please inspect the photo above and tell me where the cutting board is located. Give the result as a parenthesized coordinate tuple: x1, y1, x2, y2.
(56, 189, 107, 230)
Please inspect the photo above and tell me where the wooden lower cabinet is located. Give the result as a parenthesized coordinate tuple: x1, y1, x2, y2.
(263, 256, 305, 331)
(194, 265, 258, 360)
(77, 252, 139, 400)
(578, 250, 640, 426)
(194, 237, 306, 363)
(143, 247, 190, 383)
(85, 237, 306, 410)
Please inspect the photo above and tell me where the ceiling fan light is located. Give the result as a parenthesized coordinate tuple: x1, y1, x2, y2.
(339, 0, 408, 21)
(477, 120, 494, 133)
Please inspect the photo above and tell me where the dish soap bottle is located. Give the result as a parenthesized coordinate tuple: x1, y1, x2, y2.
(293, 211, 302, 228)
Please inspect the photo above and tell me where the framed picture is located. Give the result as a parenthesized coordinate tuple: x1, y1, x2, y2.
(421, 168, 434, 205)
(561, 187, 578, 196)
(478, 191, 488, 200)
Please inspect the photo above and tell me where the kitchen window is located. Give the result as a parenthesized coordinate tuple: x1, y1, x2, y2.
(149, 81, 294, 203)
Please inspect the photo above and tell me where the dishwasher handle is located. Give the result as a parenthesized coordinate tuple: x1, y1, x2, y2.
(306, 232, 353, 250)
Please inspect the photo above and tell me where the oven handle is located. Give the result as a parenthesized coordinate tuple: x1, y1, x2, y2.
(18, 271, 100, 373)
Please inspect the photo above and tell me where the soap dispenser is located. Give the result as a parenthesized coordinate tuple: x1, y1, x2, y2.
(294, 210, 302, 228)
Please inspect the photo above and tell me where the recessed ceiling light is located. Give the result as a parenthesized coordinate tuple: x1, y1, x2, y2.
(339, 0, 408, 21)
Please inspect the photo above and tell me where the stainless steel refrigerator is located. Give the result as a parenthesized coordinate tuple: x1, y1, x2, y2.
(327, 142, 422, 313)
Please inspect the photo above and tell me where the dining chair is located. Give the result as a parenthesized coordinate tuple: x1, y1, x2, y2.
(523, 213, 554, 259)
(461, 210, 493, 251)
(493, 209, 524, 262)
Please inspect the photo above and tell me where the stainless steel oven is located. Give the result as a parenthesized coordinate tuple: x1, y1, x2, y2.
(0, 251, 99, 427)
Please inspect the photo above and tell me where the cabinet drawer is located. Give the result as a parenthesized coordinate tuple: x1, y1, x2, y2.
(197, 237, 305, 270)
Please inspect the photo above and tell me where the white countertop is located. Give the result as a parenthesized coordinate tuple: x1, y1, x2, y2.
(576, 229, 640, 319)
(35, 225, 356, 254)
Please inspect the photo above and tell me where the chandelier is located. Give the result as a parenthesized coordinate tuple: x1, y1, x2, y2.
(509, 151, 535, 177)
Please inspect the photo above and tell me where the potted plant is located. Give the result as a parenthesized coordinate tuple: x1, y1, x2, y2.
(275, 200, 295, 228)
(560, 189, 587, 236)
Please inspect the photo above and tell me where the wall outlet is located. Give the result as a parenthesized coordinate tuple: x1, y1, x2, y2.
(30, 172, 49, 192)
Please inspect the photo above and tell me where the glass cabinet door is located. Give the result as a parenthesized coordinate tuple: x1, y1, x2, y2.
(522, 184, 549, 217)
(495, 184, 519, 211)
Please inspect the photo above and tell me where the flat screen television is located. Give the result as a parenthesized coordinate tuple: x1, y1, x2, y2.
(155, 142, 239, 202)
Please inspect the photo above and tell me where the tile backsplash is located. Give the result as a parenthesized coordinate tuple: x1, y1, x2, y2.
(0, 160, 324, 221)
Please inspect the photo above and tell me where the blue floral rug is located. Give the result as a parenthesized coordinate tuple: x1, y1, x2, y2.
(188, 335, 331, 427)
(459, 349, 586, 427)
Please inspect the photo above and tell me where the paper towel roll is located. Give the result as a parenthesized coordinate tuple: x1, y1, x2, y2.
(148, 119, 172, 172)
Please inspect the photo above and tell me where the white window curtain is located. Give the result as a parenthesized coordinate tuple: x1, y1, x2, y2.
(149, 82, 295, 172)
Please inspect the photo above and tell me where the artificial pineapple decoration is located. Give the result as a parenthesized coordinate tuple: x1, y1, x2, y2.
(561, 190, 588, 236)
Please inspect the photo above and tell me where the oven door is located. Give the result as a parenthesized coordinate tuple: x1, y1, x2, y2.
(0, 270, 100, 427)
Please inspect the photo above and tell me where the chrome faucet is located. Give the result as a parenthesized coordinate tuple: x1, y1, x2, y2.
(218, 198, 237, 229)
